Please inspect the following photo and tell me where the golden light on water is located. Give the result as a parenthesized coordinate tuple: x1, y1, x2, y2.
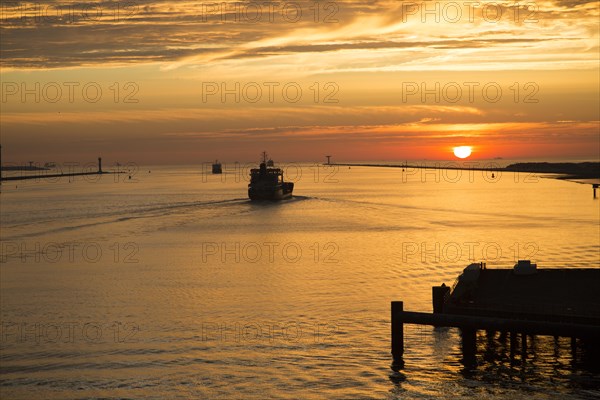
(453, 146, 472, 159)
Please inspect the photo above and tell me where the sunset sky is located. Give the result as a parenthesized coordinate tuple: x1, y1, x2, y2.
(1, 0, 598, 164)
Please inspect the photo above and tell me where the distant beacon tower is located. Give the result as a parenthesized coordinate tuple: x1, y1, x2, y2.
(98, 157, 102, 173)
(326, 155, 331, 165)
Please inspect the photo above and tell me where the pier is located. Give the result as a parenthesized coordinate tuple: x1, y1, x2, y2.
(331, 161, 600, 179)
(0, 156, 123, 183)
(391, 261, 600, 368)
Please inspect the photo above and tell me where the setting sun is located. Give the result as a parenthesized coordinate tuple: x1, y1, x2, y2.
(453, 146, 472, 159)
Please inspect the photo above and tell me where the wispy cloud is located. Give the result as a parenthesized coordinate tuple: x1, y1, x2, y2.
(1, 1, 598, 72)
(1, 1, 598, 162)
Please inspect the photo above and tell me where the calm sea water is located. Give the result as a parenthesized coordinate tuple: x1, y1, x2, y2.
(1, 164, 599, 399)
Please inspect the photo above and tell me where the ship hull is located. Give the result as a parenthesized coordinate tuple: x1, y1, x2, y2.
(248, 182, 293, 201)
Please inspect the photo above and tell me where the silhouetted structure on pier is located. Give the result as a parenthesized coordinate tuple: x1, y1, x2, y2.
(391, 261, 600, 370)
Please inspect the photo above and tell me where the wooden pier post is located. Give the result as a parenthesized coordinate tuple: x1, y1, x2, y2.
(593, 184, 598, 199)
(510, 331, 518, 358)
(499, 331, 507, 342)
(391, 301, 404, 365)
(485, 330, 495, 345)
(461, 328, 477, 368)
(521, 333, 528, 359)
(432, 285, 450, 313)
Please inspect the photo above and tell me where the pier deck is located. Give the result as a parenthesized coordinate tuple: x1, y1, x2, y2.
(447, 268, 600, 324)
(391, 262, 600, 367)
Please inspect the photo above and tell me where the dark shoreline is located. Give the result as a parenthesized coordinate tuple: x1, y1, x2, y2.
(330, 162, 600, 180)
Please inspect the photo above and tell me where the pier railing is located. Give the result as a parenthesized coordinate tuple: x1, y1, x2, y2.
(445, 300, 600, 324)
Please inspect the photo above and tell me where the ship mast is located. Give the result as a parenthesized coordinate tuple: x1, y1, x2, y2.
(262, 151, 268, 164)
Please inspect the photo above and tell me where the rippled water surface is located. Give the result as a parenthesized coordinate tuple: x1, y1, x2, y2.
(1, 165, 599, 399)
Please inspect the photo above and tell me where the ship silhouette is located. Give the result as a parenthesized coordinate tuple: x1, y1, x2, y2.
(248, 152, 294, 201)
